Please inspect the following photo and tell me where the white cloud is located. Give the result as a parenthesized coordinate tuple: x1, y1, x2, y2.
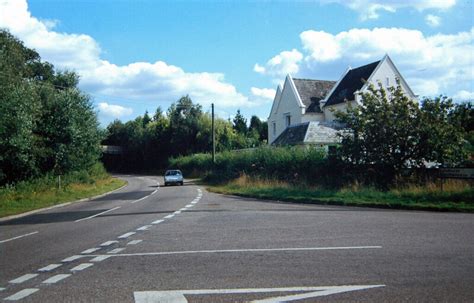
(453, 90, 474, 101)
(322, 0, 456, 20)
(425, 14, 441, 27)
(254, 49, 303, 77)
(0, 0, 255, 110)
(98, 102, 133, 118)
(250, 87, 276, 100)
(258, 27, 474, 98)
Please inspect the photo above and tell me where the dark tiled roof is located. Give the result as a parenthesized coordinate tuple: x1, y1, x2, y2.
(272, 123, 309, 146)
(272, 122, 344, 146)
(324, 60, 380, 107)
(293, 79, 336, 113)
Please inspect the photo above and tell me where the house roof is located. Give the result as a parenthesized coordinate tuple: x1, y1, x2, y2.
(292, 79, 336, 113)
(324, 60, 380, 107)
(272, 122, 343, 146)
(272, 122, 309, 146)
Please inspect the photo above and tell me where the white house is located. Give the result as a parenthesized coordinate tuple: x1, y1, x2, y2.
(268, 55, 416, 145)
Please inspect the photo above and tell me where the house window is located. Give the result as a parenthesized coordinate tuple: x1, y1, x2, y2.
(386, 77, 390, 86)
(286, 115, 291, 127)
(272, 122, 276, 136)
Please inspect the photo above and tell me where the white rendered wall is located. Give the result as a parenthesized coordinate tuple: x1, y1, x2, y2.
(267, 79, 304, 144)
(323, 101, 358, 122)
(302, 113, 325, 123)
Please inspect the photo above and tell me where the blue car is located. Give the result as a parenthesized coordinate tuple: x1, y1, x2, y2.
(164, 170, 184, 186)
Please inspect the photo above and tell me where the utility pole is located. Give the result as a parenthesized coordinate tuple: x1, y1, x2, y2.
(211, 103, 215, 163)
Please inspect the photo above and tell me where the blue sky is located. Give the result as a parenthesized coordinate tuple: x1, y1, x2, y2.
(1, 0, 473, 126)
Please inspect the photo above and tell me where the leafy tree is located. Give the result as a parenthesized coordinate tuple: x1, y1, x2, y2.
(0, 29, 102, 184)
(233, 110, 247, 135)
(335, 84, 468, 179)
(142, 110, 152, 127)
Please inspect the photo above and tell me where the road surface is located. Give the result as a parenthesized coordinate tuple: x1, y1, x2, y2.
(1, 175, 473, 302)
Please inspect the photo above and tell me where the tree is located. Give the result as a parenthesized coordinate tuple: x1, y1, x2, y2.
(233, 110, 247, 135)
(168, 96, 203, 156)
(0, 29, 102, 184)
(335, 83, 468, 178)
(142, 110, 152, 127)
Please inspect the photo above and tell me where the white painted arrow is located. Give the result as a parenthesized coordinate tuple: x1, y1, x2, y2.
(134, 284, 385, 303)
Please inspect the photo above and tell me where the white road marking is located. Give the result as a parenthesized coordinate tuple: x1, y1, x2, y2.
(179, 208, 187, 212)
(100, 240, 119, 246)
(118, 232, 136, 239)
(0, 231, 39, 244)
(108, 248, 126, 254)
(132, 188, 159, 204)
(136, 225, 152, 231)
(90, 255, 111, 262)
(164, 214, 174, 219)
(42, 274, 71, 284)
(75, 206, 121, 222)
(174, 211, 182, 215)
(62, 255, 83, 262)
(0, 287, 5, 291)
(133, 285, 385, 303)
(81, 248, 100, 254)
(71, 263, 93, 272)
(91, 246, 382, 259)
(4, 288, 39, 300)
(127, 240, 143, 245)
(191, 201, 198, 204)
(151, 219, 164, 225)
(185, 204, 193, 208)
(9, 274, 38, 284)
(38, 264, 62, 272)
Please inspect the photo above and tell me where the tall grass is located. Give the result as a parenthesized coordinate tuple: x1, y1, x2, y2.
(212, 174, 474, 212)
(0, 163, 126, 217)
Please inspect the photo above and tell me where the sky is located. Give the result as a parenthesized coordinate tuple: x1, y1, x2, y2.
(0, 0, 473, 126)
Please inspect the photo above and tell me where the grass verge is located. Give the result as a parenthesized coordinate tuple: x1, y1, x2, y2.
(207, 175, 474, 212)
(0, 165, 127, 218)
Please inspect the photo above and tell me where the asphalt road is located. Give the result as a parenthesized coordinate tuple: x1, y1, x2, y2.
(0, 175, 473, 302)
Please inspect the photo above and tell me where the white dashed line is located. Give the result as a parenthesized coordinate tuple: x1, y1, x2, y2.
(90, 255, 111, 262)
(100, 240, 119, 246)
(127, 240, 143, 245)
(0, 231, 39, 244)
(164, 214, 174, 219)
(38, 264, 62, 272)
(4, 288, 39, 300)
(151, 219, 164, 225)
(185, 204, 193, 208)
(9, 274, 38, 284)
(0, 287, 5, 291)
(108, 248, 126, 254)
(71, 263, 93, 272)
(174, 211, 182, 215)
(75, 206, 121, 222)
(118, 232, 136, 239)
(81, 248, 100, 254)
(42, 274, 71, 284)
(62, 255, 83, 262)
(136, 225, 152, 231)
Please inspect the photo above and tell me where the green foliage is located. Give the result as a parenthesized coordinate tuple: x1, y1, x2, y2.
(0, 163, 125, 218)
(0, 29, 102, 184)
(170, 147, 331, 185)
(335, 83, 469, 184)
(103, 98, 268, 171)
(232, 109, 247, 135)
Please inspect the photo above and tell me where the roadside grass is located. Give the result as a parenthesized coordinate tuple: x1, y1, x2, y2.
(208, 174, 474, 212)
(0, 164, 127, 218)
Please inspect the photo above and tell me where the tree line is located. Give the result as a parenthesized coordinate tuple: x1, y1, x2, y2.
(102, 96, 268, 171)
(0, 30, 102, 185)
